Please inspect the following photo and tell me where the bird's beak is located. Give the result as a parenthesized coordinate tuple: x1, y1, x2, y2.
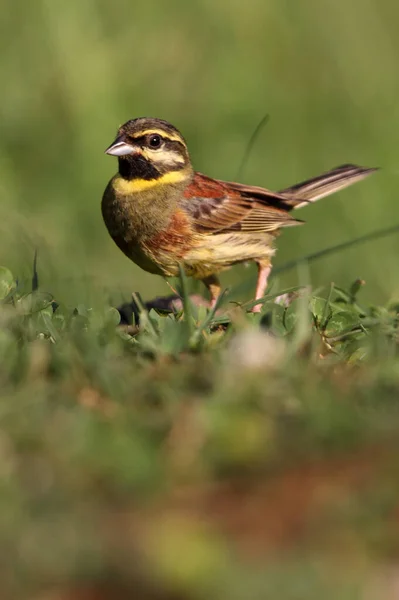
(105, 136, 136, 157)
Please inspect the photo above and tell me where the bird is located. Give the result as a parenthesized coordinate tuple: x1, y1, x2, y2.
(102, 117, 376, 313)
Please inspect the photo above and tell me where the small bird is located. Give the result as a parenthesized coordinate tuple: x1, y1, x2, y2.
(102, 117, 376, 312)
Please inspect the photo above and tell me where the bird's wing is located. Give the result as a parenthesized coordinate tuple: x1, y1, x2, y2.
(182, 173, 302, 234)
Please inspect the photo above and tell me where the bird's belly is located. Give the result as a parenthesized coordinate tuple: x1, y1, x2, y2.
(183, 232, 277, 279)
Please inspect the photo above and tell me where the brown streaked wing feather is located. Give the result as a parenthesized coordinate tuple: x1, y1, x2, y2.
(224, 180, 293, 210)
(182, 173, 302, 234)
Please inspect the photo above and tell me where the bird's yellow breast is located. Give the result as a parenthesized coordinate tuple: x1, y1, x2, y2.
(112, 170, 191, 195)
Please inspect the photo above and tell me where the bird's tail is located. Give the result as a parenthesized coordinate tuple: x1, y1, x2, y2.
(280, 164, 377, 210)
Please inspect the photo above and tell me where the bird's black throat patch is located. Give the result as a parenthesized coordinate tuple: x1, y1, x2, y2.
(118, 155, 161, 181)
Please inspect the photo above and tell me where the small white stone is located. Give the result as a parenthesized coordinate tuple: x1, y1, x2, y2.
(226, 328, 285, 371)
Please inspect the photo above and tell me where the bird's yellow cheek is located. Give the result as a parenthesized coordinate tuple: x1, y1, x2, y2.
(142, 147, 187, 166)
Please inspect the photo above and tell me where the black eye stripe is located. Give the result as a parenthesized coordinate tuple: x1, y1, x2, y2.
(128, 134, 162, 148)
(130, 133, 186, 150)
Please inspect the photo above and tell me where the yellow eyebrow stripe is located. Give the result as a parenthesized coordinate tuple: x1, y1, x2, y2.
(131, 129, 186, 145)
(113, 169, 190, 194)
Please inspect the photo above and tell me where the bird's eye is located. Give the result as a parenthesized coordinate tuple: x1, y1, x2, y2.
(148, 134, 162, 149)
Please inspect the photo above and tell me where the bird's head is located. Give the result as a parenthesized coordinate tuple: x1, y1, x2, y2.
(105, 117, 193, 183)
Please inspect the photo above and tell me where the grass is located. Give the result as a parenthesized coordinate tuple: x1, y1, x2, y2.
(1, 262, 399, 599)
(3, 0, 399, 597)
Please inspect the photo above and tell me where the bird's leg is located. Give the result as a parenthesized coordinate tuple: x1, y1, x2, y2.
(202, 274, 221, 309)
(252, 263, 272, 313)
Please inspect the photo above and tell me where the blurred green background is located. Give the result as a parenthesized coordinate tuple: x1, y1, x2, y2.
(1, 0, 399, 306)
